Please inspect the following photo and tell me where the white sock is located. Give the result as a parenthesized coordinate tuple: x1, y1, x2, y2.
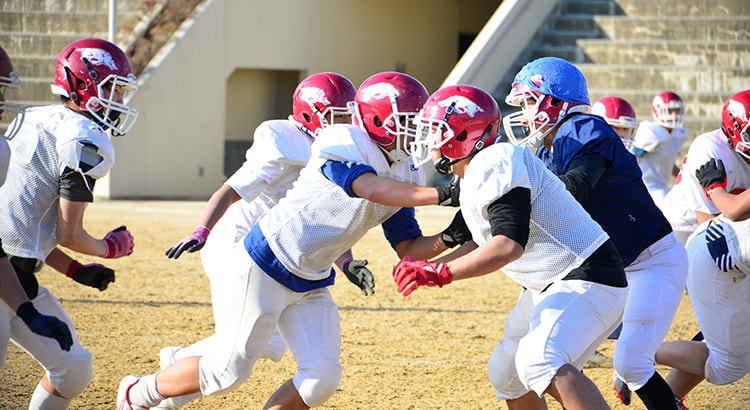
(29, 381, 72, 410)
(129, 374, 166, 408)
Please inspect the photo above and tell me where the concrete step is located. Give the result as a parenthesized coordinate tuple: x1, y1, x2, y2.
(531, 46, 585, 64)
(580, 64, 749, 93)
(7, 55, 56, 79)
(616, 0, 750, 17)
(579, 40, 750, 66)
(0, 11, 140, 35)
(595, 16, 750, 41)
(0, 33, 104, 57)
(1, 0, 143, 14)
(546, 15, 601, 32)
(10, 78, 59, 103)
(538, 29, 604, 47)
(560, 0, 620, 16)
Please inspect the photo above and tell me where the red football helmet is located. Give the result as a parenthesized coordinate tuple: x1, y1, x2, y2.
(291, 72, 356, 138)
(721, 90, 750, 159)
(652, 91, 685, 129)
(412, 85, 500, 173)
(0, 45, 25, 139)
(353, 71, 429, 148)
(590, 96, 638, 149)
(51, 38, 139, 136)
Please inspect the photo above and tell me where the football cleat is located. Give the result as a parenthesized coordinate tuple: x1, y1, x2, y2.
(613, 373, 632, 405)
(117, 375, 149, 410)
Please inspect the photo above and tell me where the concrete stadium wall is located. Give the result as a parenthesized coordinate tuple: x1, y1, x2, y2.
(105, 0, 500, 199)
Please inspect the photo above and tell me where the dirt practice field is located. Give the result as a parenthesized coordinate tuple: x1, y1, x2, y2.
(1, 201, 748, 409)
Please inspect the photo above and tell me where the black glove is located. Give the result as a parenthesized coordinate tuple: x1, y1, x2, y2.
(705, 223, 734, 272)
(441, 210, 471, 248)
(435, 174, 460, 207)
(67, 261, 115, 291)
(342, 259, 375, 296)
(695, 158, 727, 195)
(16, 302, 73, 351)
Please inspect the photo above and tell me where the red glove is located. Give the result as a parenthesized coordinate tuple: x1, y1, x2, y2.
(392, 255, 452, 297)
(103, 226, 135, 258)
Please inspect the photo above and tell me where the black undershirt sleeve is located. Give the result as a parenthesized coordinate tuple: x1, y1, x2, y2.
(60, 166, 97, 202)
(558, 153, 610, 202)
(487, 187, 531, 248)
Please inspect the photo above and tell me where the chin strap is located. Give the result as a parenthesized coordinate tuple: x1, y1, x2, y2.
(434, 124, 496, 174)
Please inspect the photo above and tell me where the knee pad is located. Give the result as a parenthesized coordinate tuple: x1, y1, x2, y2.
(612, 346, 656, 389)
(199, 352, 254, 395)
(50, 357, 93, 398)
(293, 357, 342, 407)
(487, 338, 526, 400)
(705, 353, 747, 385)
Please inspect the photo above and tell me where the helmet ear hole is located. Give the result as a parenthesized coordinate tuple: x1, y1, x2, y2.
(373, 116, 383, 127)
(456, 130, 467, 142)
(302, 112, 312, 123)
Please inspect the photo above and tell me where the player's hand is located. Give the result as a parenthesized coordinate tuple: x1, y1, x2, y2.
(696, 158, 727, 197)
(435, 174, 461, 207)
(15, 302, 73, 351)
(66, 260, 115, 291)
(103, 226, 135, 258)
(165, 226, 211, 259)
(441, 209, 471, 248)
(392, 255, 452, 297)
(705, 223, 734, 272)
(342, 259, 375, 296)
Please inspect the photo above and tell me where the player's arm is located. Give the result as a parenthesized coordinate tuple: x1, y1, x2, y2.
(45, 247, 115, 291)
(334, 250, 375, 296)
(441, 188, 529, 281)
(695, 158, 750, 221)
(706, 188, 750, 222)
(0, 243, 73, 351)
(393, 188, 528, 296)
(57, 166, 134, 258)
(351, 171, 439, 207)
(558, 153, 610, 202)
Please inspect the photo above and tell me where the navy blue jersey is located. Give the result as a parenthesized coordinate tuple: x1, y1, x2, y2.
(537, 113, 671, 267)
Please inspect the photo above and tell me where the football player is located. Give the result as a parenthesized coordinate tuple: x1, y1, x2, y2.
(631, 91, 690, 209)
(504, 57, 688, 410)
(0, 39, 138, 409)
(662, 90, 750, 244)
(151, 72, 373, 409)
(656, 90, 750, 408)
(397, 83, 628, 409)
(117, 72, 459, 409)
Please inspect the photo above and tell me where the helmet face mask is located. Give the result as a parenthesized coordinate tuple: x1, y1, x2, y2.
(591, 96, 638, 150)
(503, 57, 590, 148)
(51, 38, 139, 136)
(0, 46, 26, 140)
(412, 85, 500, 172)
(291, 72, 356, 138)
(722, 90, 750, 159)
(353, 72, 429, 163)
(652, 91, 685, 129)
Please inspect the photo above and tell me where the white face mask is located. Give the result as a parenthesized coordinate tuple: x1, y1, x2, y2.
(0, 137, 10, 187)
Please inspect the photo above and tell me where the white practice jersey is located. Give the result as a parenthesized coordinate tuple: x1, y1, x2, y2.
(633, 121, 688, 199)
(218, 120, 313, 236)
(255, 123, 425, 281)
(662, 129, 750, 236)
(460, 143, 609, 293)
(0, 105, 115, 260)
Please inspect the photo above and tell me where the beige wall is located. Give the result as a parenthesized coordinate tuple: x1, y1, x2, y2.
(105, 0, 500, 199)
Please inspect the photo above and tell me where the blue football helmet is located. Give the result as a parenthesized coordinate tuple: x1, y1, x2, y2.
(503, 57, 590, 147)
